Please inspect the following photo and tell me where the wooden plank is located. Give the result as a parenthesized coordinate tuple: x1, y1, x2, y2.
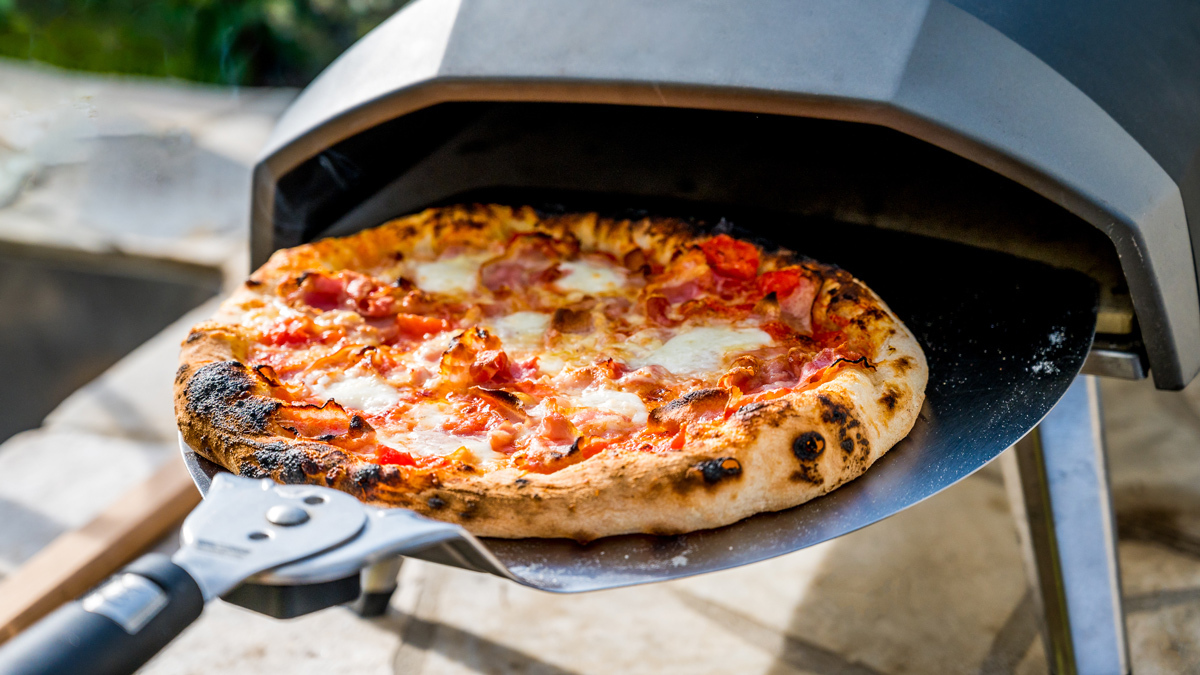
(0, 457, 201, 643)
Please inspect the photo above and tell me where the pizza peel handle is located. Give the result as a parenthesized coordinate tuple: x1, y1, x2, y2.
(0, 555, 203, 675)
(0, 475, 370, 675)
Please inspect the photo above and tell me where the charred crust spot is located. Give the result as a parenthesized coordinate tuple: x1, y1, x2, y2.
(790, 465, 822, 484)
(285, 450, 319, 484)
(736, 402, 770, 416)
(352, 464, 382, 491)
(817, 395, 847, 425)
(244, 279, 263, 288)
(174, 364, 190, 382)
(892, 356, 914, 374)
(427, 496, 447, 510)
(816, 394, 865, 458)
(184, 361, 279, 434)
(238, 463, 268, 479)
(254, 447, 281, 470)
(317, 434, 337, 442)
(185, 331, 204, 344)
(697, 457, 742, 484)
(792, 432, 825, 461)
(230, 398, 279, 434)
(514, 478, 531, 488)
(252, 444, 316, 484)
(349, 415, 370, 432)
(186, 361, 251, 401)
(459, 500, 480, 520)
(850, 308, 888, 331)
(817, 394, 859, 430)
(879, 387, 900, 412)
(827, 279, 865, 305)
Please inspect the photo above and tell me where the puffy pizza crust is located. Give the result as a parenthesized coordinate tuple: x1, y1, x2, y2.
(175, 206, 928, 541)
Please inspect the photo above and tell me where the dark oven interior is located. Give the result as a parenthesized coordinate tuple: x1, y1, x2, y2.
(266, 102, 1132, 353)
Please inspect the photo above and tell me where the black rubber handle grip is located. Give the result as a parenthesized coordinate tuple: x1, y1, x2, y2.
(0, 554, 204, 675)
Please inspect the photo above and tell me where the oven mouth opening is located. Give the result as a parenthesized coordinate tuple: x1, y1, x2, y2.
(267, 101, 1134, 353)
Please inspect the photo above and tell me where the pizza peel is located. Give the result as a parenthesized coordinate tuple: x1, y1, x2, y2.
(0, 230, 1098, 674)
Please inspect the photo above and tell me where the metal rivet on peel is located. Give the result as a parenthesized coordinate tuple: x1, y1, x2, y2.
(266, 504, 310, 526)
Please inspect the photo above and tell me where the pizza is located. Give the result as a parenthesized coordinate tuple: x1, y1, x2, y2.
(174, 205, 927, 540)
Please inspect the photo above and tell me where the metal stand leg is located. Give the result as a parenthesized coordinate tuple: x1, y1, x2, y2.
(351, 557, 404, 617)
(1000, 375, 1129, 674)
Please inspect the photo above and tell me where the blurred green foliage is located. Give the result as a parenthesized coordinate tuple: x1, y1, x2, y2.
(0, 0, 406, 86)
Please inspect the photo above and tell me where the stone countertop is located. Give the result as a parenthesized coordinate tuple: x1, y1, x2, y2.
(4, 59, 1200, 674)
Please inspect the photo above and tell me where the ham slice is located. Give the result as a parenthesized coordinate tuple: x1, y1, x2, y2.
(480, 233, 577, 292)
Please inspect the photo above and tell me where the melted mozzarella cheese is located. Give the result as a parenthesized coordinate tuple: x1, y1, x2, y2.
(634, 326, 773, 375)
(313, 309, 365, 329)
(307, 368, 400, 415)
(554, 259, 627, 294)
(413, 253, 492, 294)
(377, 429, 502, 461)
(575, 388, 648, 424)
(377, 403, 502, 460)
(486, 311, 550, 351)
(412, 330, 456, 364)
(537, 353, 566, 376)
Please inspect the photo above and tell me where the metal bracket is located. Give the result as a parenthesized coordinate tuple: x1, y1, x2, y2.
(171, 475, 367, 601)
(170, 471, 516, 609)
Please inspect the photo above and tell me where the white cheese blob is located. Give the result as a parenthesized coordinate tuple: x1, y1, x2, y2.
(575, 388, 649, 425)
(486, 311, 550, 351)
(376, 403, 502, 460)
(554, 259, 627, 294)
(313, 309, 365, 329)
(413, 253, 491, 294)
(377, 429, 502, 461)
(635, 326, 773, 376)
(307, 368, 400, 415)
(537, 353, 566, 376)
(412, 330, 457, 364)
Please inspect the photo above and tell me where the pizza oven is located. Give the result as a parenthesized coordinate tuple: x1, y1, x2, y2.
(250, 0, 1200, 394)
(238, 5, 1199, 671)
(4, 2, 1195, 673)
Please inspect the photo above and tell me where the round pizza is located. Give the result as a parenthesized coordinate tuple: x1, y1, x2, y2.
(174, 205, 927, 540)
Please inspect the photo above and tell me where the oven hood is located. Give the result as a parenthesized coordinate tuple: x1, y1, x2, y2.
(249, 0, 1200, 390)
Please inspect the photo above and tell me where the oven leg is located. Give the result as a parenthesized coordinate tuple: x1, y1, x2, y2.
(352, 557, 404, 617)
(1000, 375, 1130, 674)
